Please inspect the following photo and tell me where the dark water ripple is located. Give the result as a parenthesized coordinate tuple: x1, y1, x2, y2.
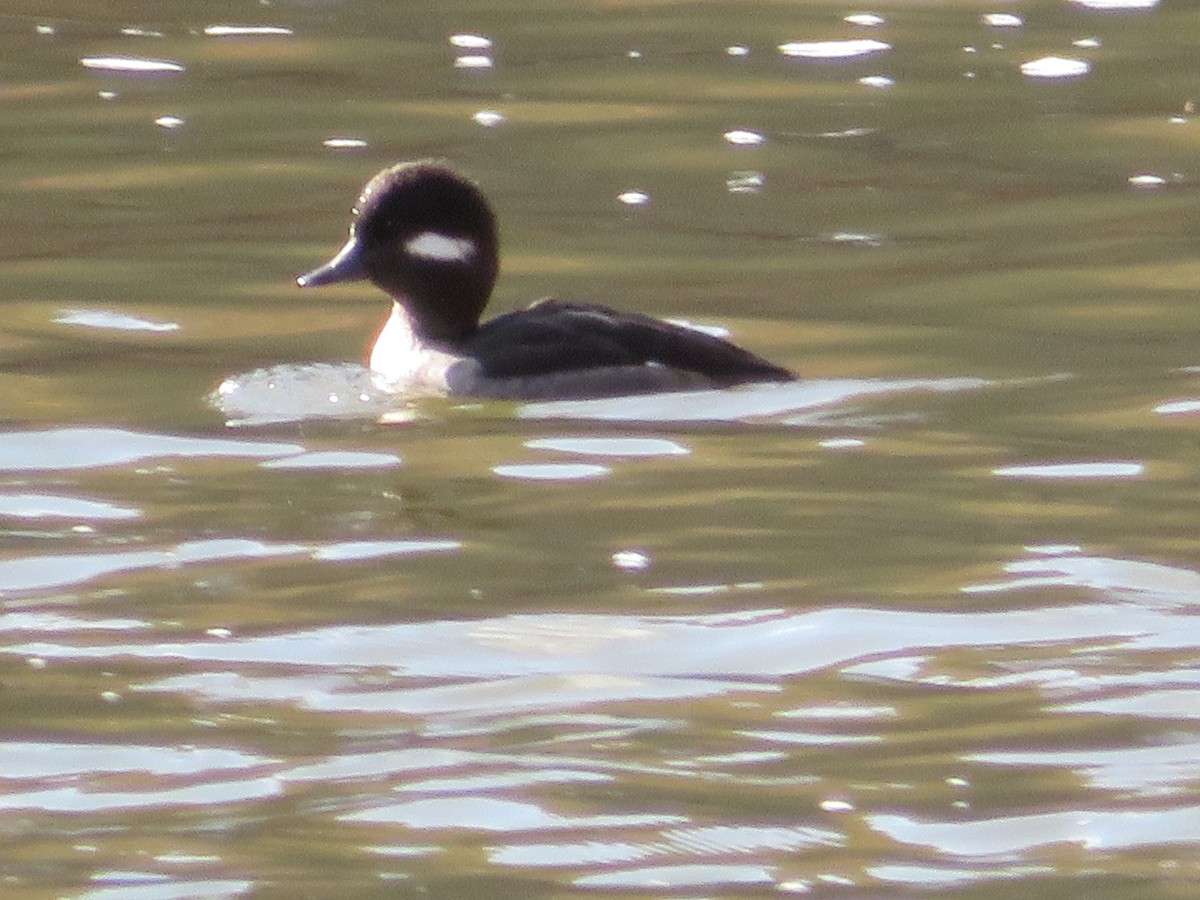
(5, 0, 1200, 895)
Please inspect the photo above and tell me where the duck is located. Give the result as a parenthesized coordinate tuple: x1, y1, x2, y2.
(297, 161, 795, 400)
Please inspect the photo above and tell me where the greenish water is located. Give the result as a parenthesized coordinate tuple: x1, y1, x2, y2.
(2, 1, 1200, 897)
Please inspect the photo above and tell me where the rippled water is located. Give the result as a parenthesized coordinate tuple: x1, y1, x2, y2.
(3, 1, 1200, 897)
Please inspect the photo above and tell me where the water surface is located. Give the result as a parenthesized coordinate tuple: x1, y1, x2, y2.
(2, 1, 1199, 897)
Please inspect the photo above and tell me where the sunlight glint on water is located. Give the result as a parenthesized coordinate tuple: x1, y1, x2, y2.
(2, 0, 1200, 895)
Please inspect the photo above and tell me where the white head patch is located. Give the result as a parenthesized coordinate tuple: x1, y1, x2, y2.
(404, 231, 476, 263)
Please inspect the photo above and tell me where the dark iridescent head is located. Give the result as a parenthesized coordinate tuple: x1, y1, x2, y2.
(298, 161, 499, 342)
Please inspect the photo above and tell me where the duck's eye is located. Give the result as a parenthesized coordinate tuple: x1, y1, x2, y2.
(403, 231, 476, 263)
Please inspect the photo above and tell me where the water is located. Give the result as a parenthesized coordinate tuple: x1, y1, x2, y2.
(2, 1, 1200, 897)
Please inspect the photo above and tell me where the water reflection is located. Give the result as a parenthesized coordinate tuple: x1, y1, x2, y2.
(0, 492, 140, 520)
(1020, 56, 1091, 79)
(7, 0, 1200, 893)
(54, 309, 180, 332)
(519, 377, 987, 424)
(524, 436, 689, 457)
(79, 57, 185, 74)
(0, 537, 458, 597)
(79, 881, 253, 900)
(970, 743, 1200, 796)
(8, 601, 1187, 692)
(778, 39, 891, 60)
(992, 461, 1144, 479)
(870, 806, 1200, 857)
(962, 547, 1200, 610)
(6, 588, 1194, 887)
(0, 428, 301, 471)
(203, 26, 293, 37)
(212, 362, 989, 427)
(491, 462, 610, 481)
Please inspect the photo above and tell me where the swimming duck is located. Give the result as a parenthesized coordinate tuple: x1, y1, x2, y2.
(297, 161, 795, 399)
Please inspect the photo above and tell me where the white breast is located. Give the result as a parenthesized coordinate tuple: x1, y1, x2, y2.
(368, 302, 463, 392)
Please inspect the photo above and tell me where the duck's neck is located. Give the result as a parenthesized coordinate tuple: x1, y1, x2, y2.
(368, 300, 469, 391)
(368, 301, 425, 382)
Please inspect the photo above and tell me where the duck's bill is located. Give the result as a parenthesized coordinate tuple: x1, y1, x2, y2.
(296, 234, 367, 287)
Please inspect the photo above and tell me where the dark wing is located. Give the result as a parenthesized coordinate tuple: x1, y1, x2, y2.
(463, 299, 794, 384)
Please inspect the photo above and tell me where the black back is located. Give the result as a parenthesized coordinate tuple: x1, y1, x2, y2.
(463, 299, 794, 385)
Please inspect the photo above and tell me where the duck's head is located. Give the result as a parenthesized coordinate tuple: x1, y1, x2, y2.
(297, 161, 499, 343)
